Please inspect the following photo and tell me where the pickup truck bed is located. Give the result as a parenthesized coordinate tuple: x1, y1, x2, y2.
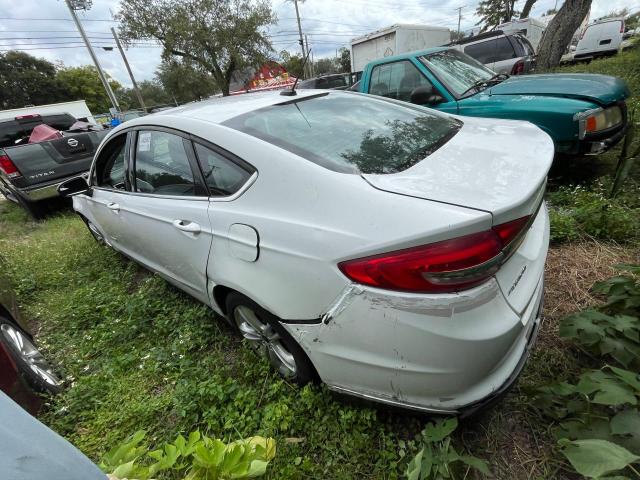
(0, 114, 108, 218)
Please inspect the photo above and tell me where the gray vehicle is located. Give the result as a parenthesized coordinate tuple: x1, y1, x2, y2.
(298, 73, 354, 90)
(450, 30, 536, 75)
(0, 112, 108, 218)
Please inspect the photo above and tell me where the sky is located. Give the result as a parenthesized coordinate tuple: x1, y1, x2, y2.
(0, 0, 637, 88)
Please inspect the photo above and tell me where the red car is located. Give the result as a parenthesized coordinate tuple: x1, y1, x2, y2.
(0, 254, 61, 414)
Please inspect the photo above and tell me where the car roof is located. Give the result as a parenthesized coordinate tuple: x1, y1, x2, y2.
(129, 89, 329, 126)
(364, 46, 449, 67)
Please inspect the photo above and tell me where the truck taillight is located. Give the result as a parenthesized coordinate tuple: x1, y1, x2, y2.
(338, 216, 531, 293)
(0, 154, 21, 178)
(620, 22, 625, 33)
(511, 60, 525, 75)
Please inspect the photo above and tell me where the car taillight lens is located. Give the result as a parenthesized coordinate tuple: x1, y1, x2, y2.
(339, 216, 531, 293)
(0, 154, 21, 178)
(511, 60, 525, 75)
(620, 22, 625, 33)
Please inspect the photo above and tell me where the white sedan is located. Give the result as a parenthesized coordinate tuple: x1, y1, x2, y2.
(62, 89, 553, 415)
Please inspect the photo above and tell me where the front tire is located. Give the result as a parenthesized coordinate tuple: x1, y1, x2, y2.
(225, 293, 317, 385)
(0, 317, 62, 394)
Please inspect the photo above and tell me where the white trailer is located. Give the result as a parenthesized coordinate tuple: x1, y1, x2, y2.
(0, 100, 96, 124)
(350, 24, 451, 72)
(497, 18, 547, 51)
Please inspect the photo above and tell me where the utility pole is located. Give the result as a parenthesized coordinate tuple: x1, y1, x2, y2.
(65, 0, 120, 112)
(293, 0, 306, 79)
(456, 6, 465, 37)
(305, 34, 313, 77)
(111, 27, 146, 112)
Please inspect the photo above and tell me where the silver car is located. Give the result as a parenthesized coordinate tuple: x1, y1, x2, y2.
(451, 31, 536, 75)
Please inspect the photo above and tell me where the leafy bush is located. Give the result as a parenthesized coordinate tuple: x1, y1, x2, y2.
(532, 265, 640, 478)
(100, 430, 276, 480)
(405, 418, 489, 480)
(547, 184, 640, 243)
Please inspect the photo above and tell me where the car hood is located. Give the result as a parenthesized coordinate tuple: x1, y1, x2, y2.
(486, 73, 629, 105)
(361, 116, 554, 225)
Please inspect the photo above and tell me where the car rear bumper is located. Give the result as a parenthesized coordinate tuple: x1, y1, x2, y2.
(284, 207, 549, 414)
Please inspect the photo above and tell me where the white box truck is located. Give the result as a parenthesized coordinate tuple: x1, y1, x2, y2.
(496, 18, 547, 51)
(350, 24, 451, 73)
(0, 100, 96, 124)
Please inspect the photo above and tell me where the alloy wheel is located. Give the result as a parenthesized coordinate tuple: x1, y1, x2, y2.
(233, 305, 297, 379)
(1, 324, 62, 388)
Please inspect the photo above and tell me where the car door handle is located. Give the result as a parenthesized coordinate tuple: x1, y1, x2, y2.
(172, 220, 201, 234)
(107, 202, 120, 212)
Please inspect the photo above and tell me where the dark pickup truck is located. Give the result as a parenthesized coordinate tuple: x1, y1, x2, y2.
(0, 113, 108, 218)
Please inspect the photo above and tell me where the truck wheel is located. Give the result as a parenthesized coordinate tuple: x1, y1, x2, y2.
(225, 293, 317, 386)
(0, 317, 62, 395)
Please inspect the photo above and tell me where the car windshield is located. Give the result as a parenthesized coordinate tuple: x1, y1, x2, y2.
(420, 50, 496, 97)
(223, 93, 461, 174)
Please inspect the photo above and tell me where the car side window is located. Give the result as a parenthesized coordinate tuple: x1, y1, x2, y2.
(95, 134, 127, 190)
(133, 130, 199, 197)
(369, 61, 433, 101)
(193, 143, 253, 197)
(464, 39, 498, 64)
(491, 37, 517, 62)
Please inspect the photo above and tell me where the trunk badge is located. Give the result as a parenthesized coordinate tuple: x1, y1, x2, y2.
(508, 265, 527, 296)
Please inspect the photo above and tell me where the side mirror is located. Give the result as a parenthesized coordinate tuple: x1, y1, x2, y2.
(57, 176, 91, 197)
(410, 86, 444, 106)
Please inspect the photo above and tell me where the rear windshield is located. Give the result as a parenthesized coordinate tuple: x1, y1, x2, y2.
(223, 93, 461, 174)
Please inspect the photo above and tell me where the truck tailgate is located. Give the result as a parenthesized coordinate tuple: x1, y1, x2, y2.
(4, 130, 107, 188)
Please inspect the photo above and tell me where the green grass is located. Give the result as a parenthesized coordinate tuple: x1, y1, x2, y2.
(1, 47, 639, 480)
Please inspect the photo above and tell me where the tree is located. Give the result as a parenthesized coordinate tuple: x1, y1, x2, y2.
(279, 50, 304, 78)
(536, 0, 592, 70)
(519, 0, 537, 19)
(337, 47, 350, 73)
(56, 66, 121, 113)
(117, 0, 276, 96)
(314, 57, 338, 76)
(449, 29, 465, 42)
(476, 0, 517, 31)
(156, 60, 219, 104)
(118, 80, 173, 111)
(0, 51, 68, 109)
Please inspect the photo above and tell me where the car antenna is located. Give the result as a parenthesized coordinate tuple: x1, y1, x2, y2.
(280, 49, 311, 96)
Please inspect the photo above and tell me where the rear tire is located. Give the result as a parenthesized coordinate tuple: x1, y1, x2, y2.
(225, 293, 317, 385)
(0, 317, 62, 395)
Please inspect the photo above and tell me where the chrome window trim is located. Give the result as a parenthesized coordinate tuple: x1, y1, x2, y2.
(91, 171, 258, 202)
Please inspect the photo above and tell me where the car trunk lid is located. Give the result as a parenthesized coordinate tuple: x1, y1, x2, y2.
(361, 116, 554, 225)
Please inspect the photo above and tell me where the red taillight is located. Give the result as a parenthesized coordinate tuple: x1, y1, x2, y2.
(0, 154, 21, 178)
(620, 22, 625, 33)
(511, 60, 525, 75)
(338, 215, 531, 293)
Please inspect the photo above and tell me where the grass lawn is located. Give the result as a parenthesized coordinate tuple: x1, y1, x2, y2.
(0, 47, 639, 479)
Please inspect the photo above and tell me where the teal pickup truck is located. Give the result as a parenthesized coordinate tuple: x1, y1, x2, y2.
(357, 47, 629, 155)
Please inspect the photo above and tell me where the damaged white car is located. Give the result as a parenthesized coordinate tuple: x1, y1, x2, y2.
(60, 90, 552, 415)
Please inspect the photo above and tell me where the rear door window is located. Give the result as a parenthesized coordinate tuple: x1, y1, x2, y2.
(464, 39, 497, 64)
(193, 143, 253, 197)
(491, 37, 517, 62)
(368, 61, 434, 101)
